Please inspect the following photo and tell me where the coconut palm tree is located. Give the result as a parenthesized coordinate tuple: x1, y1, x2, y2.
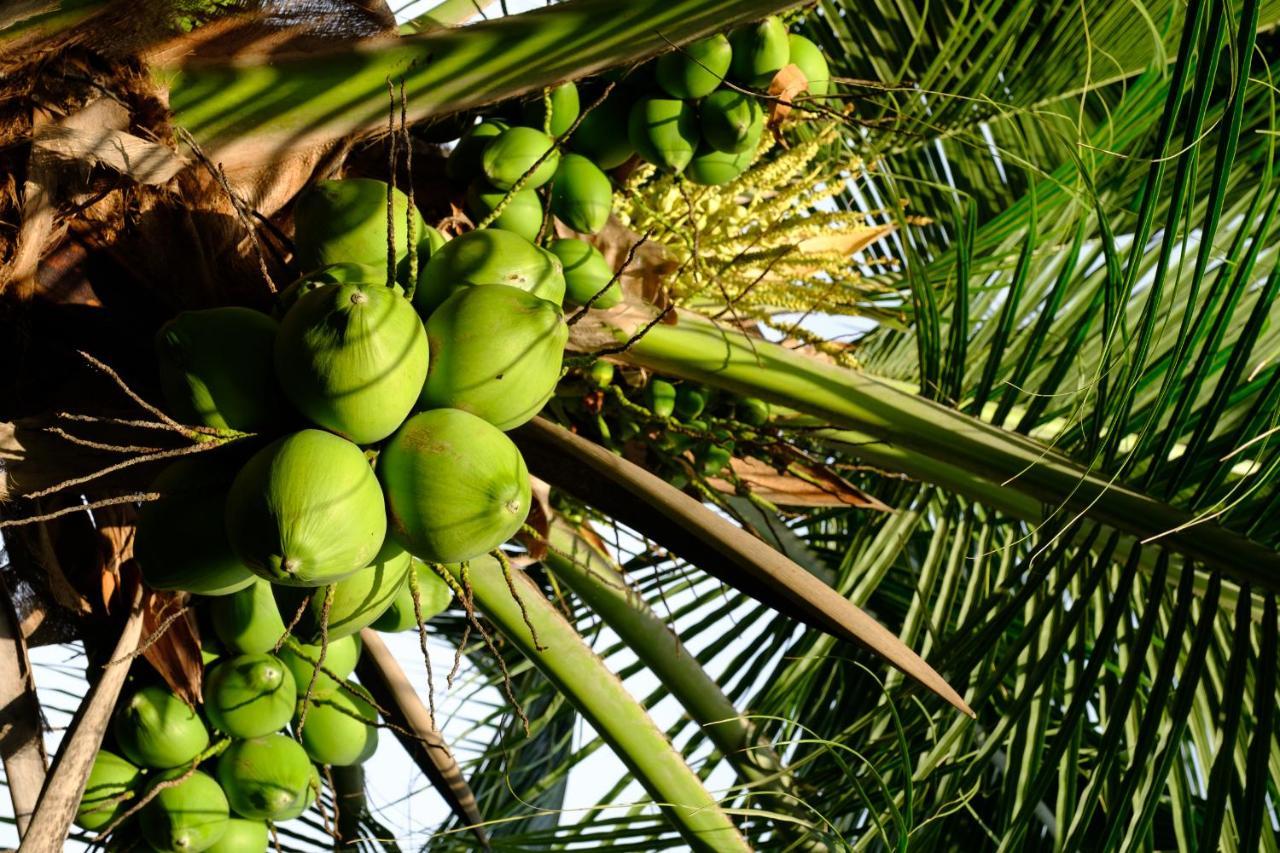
(1, 0, 1277, 850)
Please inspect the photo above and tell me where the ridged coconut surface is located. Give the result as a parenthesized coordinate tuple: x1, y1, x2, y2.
(729, 16, 790, 86)
(139, 769, 229, 853)
(420, 284, 567, 429)
(225, 430, 386, 586)
(136, 454, 255, 596)
(549, 238, 621, 308)
(113, 685, 209, 769)
(293, 178, 427, 276)
(155, 307, 286, 432)
(210, 579, 286, 655)
(275, 282, 428, 445)
(217, 734, 314, 821)
(75, 750, 142, 831)
(700, 89, 764, 154)
(296, 683, 379, 766)
(205, 653, 297, 739)
(656, 34, 732, 99)
(482, 126, 560, 190)
(379, 409, 532, 563)
(279, 633, 361, 696)
(372, 559, 453, 632)
(414, 228, 564, 314)
(274, 538, 412, 642)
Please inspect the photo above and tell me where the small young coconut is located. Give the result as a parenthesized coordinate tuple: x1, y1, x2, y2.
(274, 538, 412, 643)
(136, 454, 255, 596)
(648, 379, 677, 418)
(113, 685, 209, 770)
(205, 653, 298, 739)
(216, 734, 314, 821)
(414, 228, 565, 315)
(699, 88, 765, 154)
(549, 238, 621, 308)
(75, 750, 143, 831)
(569, 92, 635, 170)
(295, 683, 379, 767)
(419, 284, 568, 429)
(210, 578, 287, 655)
(482, 126, 561, 190)
(686, 142, 755, 186)
(371, 559, 453, 632)
(628, 97, 700, 173)
(465, 180, 544, 242)
(787, 34, 831, 97)
(155, 307, 287, 432)
(728, 16, 790, 87)
(521, 81, 580, 136)
(206, 818, 270, 853)
(139, 769, 229, 853)
(379, 409, 532, 563)
(293, 178, 427, 277)
(275, 281, 428, 445)
(278, 633, 362, 696)
(550, 153, 613, 235)
(446, 119, 509, 182)
(656, 33, 732, 99)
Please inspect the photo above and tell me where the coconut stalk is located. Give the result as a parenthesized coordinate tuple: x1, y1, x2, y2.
(511, 417, 972, 716)
(444, 556, 752, 853)
(21, 583, 145, 853)
(544, 520, 823, 842)
(584, 307, 1280, 589)
(0, 572, 47, 837)
(354, 628, 488, 849)
(156, 0, 805, 175)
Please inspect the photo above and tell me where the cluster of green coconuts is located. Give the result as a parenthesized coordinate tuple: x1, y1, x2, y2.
(573, 362, 770, 482)
(447, 14, 831, 252)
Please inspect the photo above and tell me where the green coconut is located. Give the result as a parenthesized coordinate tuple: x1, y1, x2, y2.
(550, 153, 613, 235)
(275, 281, 428, 445)
(139, 768, 229, 853)
(225, 430, 386, 587)
(569, 93, 635, 170)
(278, 633, 362, 696)
(628, 97, 699, 173)
(216, 734, 314, 822)
(379, 409, 532, 563)
(648, 379, 677, 418)
(686, 142, 755, 186)
(700, 89, 765, 154)
(371, 559, 453, 632)
(75, 750, 143, 831)
(274, 263, 384, 319)
(736, 396, 770, 426)
(521, 81, 580, 136)
(274, 538, 412, 643)
(446, 119, 509, 182)
(114, 685, 210, 770)
(548, 238, 621, 308)
(395, 225, 447, 284)
(465, 181, 544, 242)
(414, 228, 565, 315)
(293, 178, 427, 277)
(419, 284, 567, 429)
(205, 653, 297, 739)
(675, 385, 708, 419)
(729, 16, 790, 87)
(205, 818, 269, 853)
(787, 34, 831, 97)
(155, 307, 287, 432)
(656, 33, 732, 99)
(296, 683, 379, 766)
(210, 579, 286, 655)
(589, 360, 615, 387)
(136, 454, 255, 596)
(482, 126, 560, 190)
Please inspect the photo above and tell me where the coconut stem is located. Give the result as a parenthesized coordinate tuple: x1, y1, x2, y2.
(273, 593, 313, 654)
(428, 563, 472, 688)
(294, 585, 334, 738)
(459, 562, 529, 736)
(491, 549, 546, 651)
(407, 568, 438, 726)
